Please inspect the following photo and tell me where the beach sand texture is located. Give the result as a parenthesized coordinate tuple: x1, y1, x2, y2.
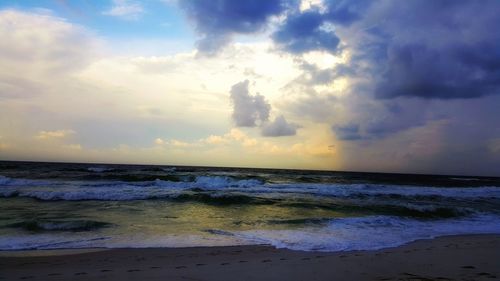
(0, 234, 498, 281)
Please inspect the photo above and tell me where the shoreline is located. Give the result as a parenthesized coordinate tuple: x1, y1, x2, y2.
(0, 233, 497, 256)
(1, 234, 499, 280)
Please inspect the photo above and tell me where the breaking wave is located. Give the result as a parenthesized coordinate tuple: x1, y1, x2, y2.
(1, 175, 499, 201)
(235, 214, 500, 251)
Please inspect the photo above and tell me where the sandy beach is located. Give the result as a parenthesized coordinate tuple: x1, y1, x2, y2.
(0, 234, 498, 281)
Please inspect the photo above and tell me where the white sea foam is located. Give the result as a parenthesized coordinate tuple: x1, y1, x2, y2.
(2, 215, 499, 251)
(0, 233, 246, 250)
(254, 183, 500, 199)
(1, 174, 500, 201)
(162, 167, 177, 172)
(0, 175, 9, 185)
(234, 214, 500, 251)
(0, 235, 112, 250)
(0, 175, 50, 187)
(193, 176, 262, 188)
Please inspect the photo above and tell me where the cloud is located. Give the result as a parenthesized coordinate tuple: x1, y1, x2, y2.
(229, 79, 299, 137)
(172, 0, 500, 175)
(168, 139, 192, 147)
(173, 126, 334, 159)
(296, 61, 336, 85)
(2, 4, 499, 176)
(488, 138, 500, 154)
(204, 135, 230, 145)
(261, 115, 297, 137)
(346, 0, 500, 99)
(178, 0, 372, 55)
(179, 0, 289, 55)
(374, 42, 500, 99)
(0, 135, 8, 150)
(202, 129, 256, 147)
(272, 9, 340, 53)
(72, 42, 299, 148)
(0, 10, 96, 71)
(154, 138, 165, 145)
(271, 0, 371, 54)
(0, 9, 97, 99)
(229, 80, 271, 127)
(332, 123, 361, 141)
(322, 0, 371, 26)
(65, 144, 83, 150)
(280, 0, 500, 142)
(337, 98, 430, 141)
(271, 1, 500, 99)
(103, 0, 144, 20)
(35, 130, 75, 140)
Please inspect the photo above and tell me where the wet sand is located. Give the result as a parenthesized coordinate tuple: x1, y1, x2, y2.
(0, 234, 498, 281)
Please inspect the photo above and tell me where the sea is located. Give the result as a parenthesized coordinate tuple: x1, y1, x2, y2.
(1, 161, 499, 252)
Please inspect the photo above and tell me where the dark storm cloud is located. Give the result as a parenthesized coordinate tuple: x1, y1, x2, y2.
(179, 0, 290, 55)
(329, 98, 431, 141)
(271, 0, 500, 98)
(356, 0, 500, 99)
(374, 41, 500, 99)
(271, 0, 371, 53)
(272, 10, 340, 53)
(181, 0, 500, 98)
(278, 0, 500, 148)
(179, 0, 368, 54)
(323, 0, 371, 26)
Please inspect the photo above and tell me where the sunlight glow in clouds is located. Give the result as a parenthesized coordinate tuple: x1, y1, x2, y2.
(0, 1, 499, 175)
(35, 130, 75, 140)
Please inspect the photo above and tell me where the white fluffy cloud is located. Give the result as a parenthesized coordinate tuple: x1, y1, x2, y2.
(0, 9, 98, 99)
(0, 10, 96, 69)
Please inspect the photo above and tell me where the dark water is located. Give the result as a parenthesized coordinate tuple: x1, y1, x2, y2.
(1, 161, 499, 251)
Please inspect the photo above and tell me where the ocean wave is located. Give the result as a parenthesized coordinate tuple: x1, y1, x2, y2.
(276, 203, 471, 219)
(171, 193, 276, 205)
(0, 235, 112, 250)
(0, 175, 52, 187)
(6, 220, 112, 232)
(87, 167, 114, 173)
(266, 218, 332, 225)
(2, 215, 498, 251)
(234, 214, 500, 251)
(89, 174, 187, 182)
(192, 176, 263, 188)
(1, 185, 472, 218)
(258, 183, 500, 199)
(0, 233, 245, 250)
(1, 175, 500, 202)
(0, 188, 154, 201)
(449, 177, 481, 181)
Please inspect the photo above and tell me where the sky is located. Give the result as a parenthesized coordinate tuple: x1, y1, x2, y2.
(0, 0, 499, 176)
